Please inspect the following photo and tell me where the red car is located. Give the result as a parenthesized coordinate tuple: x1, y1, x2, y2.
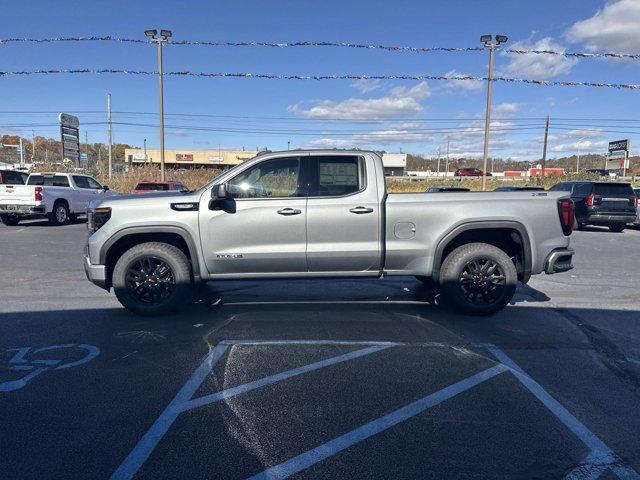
(454, 168, 483, 177)
(132, 181, 189, 194)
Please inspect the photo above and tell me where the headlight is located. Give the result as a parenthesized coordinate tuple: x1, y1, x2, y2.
(88, 207, 111, 233)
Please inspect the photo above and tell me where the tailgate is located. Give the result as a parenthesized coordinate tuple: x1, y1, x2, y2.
(593, 183, 636, 212)
(0, 185, 36, 205)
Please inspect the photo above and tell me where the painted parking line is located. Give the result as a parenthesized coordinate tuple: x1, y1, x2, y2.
(109, 343, 390, 480)
(110, 340, 640, 480)
(247, 364, 508, 480)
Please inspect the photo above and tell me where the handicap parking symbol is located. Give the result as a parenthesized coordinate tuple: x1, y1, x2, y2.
(1, 344, 100, 393)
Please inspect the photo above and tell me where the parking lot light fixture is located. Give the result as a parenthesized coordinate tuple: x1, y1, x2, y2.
(480, 35, 507, 191)
(145, 28, 172, 181)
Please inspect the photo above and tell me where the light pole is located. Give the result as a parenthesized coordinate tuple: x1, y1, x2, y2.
(144, 138, 147, 164)
(480, 34, 508, 191)
(145, 28, 172, 181)
(575, 136, 587, 174)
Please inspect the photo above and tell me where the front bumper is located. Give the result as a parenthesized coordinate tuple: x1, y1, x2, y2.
(544, 248, 574, 274)
(84, 253, 108, 290)
(0, 204, 46, 217)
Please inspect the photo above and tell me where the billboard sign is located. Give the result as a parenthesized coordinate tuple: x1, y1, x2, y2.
(608, 139, 629, 153)
(59, 113, 80, 162)
(176, 153, 194, 162)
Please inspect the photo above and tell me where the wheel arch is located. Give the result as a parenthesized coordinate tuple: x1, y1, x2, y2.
(100, 226, 201, 289)
(432, 221, 532, 283)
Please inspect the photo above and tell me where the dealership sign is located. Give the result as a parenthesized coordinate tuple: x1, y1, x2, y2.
(608, 139, 628, 153)
(59, 113, 80, 162)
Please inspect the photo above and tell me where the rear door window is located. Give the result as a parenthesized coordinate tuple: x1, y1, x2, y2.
(308, 155, 362, 197)
(136, 183, 169, 191)
(593, 183, 634, 197)
(53, 175, 70, 187)
(27, 175, 44, 186)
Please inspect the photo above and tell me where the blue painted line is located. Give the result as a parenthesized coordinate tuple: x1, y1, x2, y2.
(109, 343, 229, 480)
(247, 364, 508, 480)
(181, 344, 390, 411)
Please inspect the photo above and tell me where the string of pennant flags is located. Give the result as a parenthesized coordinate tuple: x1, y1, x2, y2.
(1, 36, 639, 60)
(0, 69, 639, 90)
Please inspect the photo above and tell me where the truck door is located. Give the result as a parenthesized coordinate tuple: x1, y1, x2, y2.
(198, 156, 308, 275)
(306, 155, 381, 273)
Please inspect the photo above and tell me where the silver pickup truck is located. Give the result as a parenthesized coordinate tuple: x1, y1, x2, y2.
(84, 150, 575, 316)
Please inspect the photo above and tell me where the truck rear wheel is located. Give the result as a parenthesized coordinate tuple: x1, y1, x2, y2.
(439, 242, 517, 316)
(112, 242, 193, 316)
(47, 201, 69, 226)
(0, 214, 20, 226)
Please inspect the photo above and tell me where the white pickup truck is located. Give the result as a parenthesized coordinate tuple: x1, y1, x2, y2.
(0, 172, 115, 226)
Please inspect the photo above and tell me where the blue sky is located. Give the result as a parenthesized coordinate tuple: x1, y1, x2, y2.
(1, 0, 639, 160)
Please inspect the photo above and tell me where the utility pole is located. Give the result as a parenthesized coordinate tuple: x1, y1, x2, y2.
(107, 93, 113, 179)
(480, 34, 508, 191)
(31, 130, 36, 162)
(145, 29, 172, 181)
(19, 138, 24, 168)
(436, 146, 441, 177)
(541, 115, 549, 179)
(287, 140, 290, 151)
(144, 138, 147, 164)
(85, 131, 89, 167)
(445, 136, 450, 177)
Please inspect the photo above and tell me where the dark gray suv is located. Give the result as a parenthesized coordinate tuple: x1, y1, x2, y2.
(549, 181, 637, 232)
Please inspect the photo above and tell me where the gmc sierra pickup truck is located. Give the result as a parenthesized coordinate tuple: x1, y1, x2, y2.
(84, 150, 575, 316)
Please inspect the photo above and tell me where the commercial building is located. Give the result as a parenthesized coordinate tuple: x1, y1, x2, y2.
(382, 153, 407, 176)
(124, 148, 259, 169)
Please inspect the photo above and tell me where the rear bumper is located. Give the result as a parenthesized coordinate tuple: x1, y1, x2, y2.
(544, 248, 574, 274)
(0, 204, 46, 217)
(84, 253, 108, 290)
(584, 213, 636, 225)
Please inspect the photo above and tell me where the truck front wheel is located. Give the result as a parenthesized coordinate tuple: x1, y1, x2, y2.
(439, 242, 517, 316)
(112, 242, 193, 316)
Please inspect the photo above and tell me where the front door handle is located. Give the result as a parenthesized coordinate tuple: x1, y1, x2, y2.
(349, 206, 374, 214)
(277, 208, 302, 216)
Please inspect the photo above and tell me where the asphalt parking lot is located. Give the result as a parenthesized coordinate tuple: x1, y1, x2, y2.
(2, 220, 640, 479)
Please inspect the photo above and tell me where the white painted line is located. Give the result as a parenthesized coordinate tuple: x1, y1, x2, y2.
(486, 345, 640, 480)
(109, 343, 229, 480)
(181, 345, 390, 412)
(221, 339, 399, 347)
(246, 364, 508, 480)
(110, 344, 389, 480)
(564, 452, 613, 480)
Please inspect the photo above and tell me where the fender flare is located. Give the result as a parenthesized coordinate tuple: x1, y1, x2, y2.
(432, 220, 532, 282)
(99, 225, 201, 281)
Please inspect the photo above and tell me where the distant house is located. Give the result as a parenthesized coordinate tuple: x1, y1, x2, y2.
(382, 153, 407, 176)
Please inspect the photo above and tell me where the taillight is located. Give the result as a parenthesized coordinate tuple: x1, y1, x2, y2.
(631, 196, 638, 208)
(558, 198, 574, 236)
(34, 186, 43, 202)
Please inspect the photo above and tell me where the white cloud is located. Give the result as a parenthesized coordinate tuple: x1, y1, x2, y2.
(289, 82, 430, 121)
(566, 0, 640, 53)
(351, 78, 382, 93)
(550, 139, 607, 153)
(493, 102, 520, 116)
(564, 128, 603, 139)
(442, 70, 484, 93)
(504, 37, 577, 80)
(307, 128, 435, 148)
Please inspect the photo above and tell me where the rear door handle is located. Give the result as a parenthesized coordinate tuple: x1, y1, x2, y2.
(349, 206, 374, 214)
(277, 208, 302, 216)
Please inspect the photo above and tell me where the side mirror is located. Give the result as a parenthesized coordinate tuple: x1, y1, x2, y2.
(212, 183, 228, 199)
(102, 185, 110, 191)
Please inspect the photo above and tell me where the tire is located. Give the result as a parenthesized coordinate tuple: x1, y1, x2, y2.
(609, 224, 625, 233)
(47, 201, 69, 226)
(577, 223, 587, 230)
(0, 214, 20, 226)
(112, 242, 193, 316)
(439, 242, 517, 316)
